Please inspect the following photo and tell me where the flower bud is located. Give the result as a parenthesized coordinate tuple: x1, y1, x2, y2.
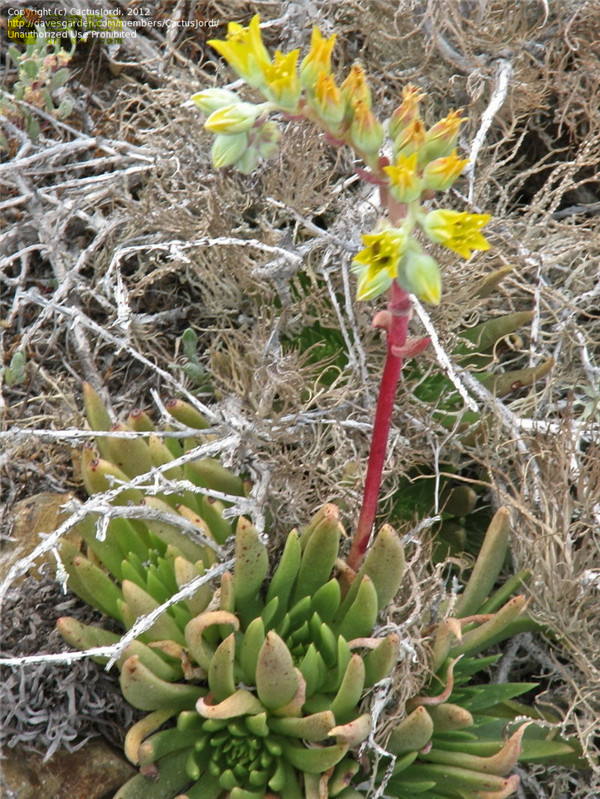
(383, 152, 422, 203)
(348, 100, 384, 155)
(191, 88, 241, 115)
(310, 72, 346, 133)
(392, 117, 426, 160)
(204, 102, 262, 134)
(398, 247, 442, 305)
(421, 109, 465, 163)
(211, 132, 249, 169)
(340, 63, 371, 109)
(422, 150, 469, 192)
(388, 84, 426, 141)
(300, 27, 337, 89)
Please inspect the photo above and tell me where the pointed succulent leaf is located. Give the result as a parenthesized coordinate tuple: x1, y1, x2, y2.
(403, 763, 519, 793)
(240, 615, 266, 683)
(120, 655, 205, 711)
(127, 408, 155, 432)
(138, 726, 195, 767)
(387, 706, 434, 754)
(356, 523, 404, 611)
(57, 540, 111, 613)
(330, 654, 365, 723)
(196, 689, 264, 719)
(245, 711, 269, 737)
(472, 265, 514, 299)
(141, 496, 208, 564)
(106, 422, 153, 478)
(208, 633, 237, 702)
(185, 610, 239, 671)
(265, 529, 301, 613)
(455, 507, 510, 618)
(83, 382, 112, 458)
(311, 578, 342, 623)
(148, 434, 183, 478)
(72, 554, 123, 621)
(56, 616, 118, 664)
(293, 504, 341, 602)
(114, 749, 194, 799)
(74, 513, 124, 579)
(272, 668, 307, 718)
(82, 454, 144, 504)
(481, 358, 554, 397)
(425, 722, 531, 776)
(233, 516, 268, 603)
(121, 580, 185, 644)
(256, 631, 298, 710)
(329, 758, 360, 795)
(329, 712, 372, 745)
(280, 740, 349, 774)
(298, 643, 328, 696)
(179, 772, 222, 799)
(337, 575, 378, 641)
(164, 398, 209, 429)
(427, 702, 474, 732)
(268, 710, 336, 741)
(198, 496, 233, 545)
(455, 311, 533, 361)
(452, 595, 528, 658)
(185, 457, 246, 496)
(174, 556, 212, 616)
(363, 632, 400, 686)
(58, 616, 180, 680)
(123, 709, 176, 765)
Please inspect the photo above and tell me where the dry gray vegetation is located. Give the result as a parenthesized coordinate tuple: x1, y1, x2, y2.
(1, 1, 599, 797)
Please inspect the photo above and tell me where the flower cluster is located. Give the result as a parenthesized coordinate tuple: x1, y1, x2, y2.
(192, 16, 492, 306)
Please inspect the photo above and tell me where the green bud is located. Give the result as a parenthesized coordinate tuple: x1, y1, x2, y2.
(205, 102, 262, 135)
(211, 132, 249, 169)
(397, 247, 441, 306)
(192, 88, 241, 114)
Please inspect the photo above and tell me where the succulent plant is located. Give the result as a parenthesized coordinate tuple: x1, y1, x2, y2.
(55, 385, 586, 799)
(385, 507, 587, 798)
(57, 384, 405, 799)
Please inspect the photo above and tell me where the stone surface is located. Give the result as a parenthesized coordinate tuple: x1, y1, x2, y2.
(0, 492, 76, 582)
(0, 739, 135, 799)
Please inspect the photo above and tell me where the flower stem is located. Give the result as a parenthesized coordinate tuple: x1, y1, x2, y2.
(347, 282, 412, 572)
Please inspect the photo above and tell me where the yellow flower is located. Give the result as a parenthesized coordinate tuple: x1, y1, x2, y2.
(422, 150, 469, 191)
(261, 49, 301, 110)
(208, 14, 271, 88)
(389, 84, 426, 141)
(421, 109, 465, 162)
(383, 152, 422, 203)
(352, 228, 406, 300)
(349, 100, 384, 155)
(340, 63, 372, 109)
(311, 72, 345, 131)
(393, 117, 426, 159)
(300, 27, 337, 88)
(422, 209, 491, 259)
